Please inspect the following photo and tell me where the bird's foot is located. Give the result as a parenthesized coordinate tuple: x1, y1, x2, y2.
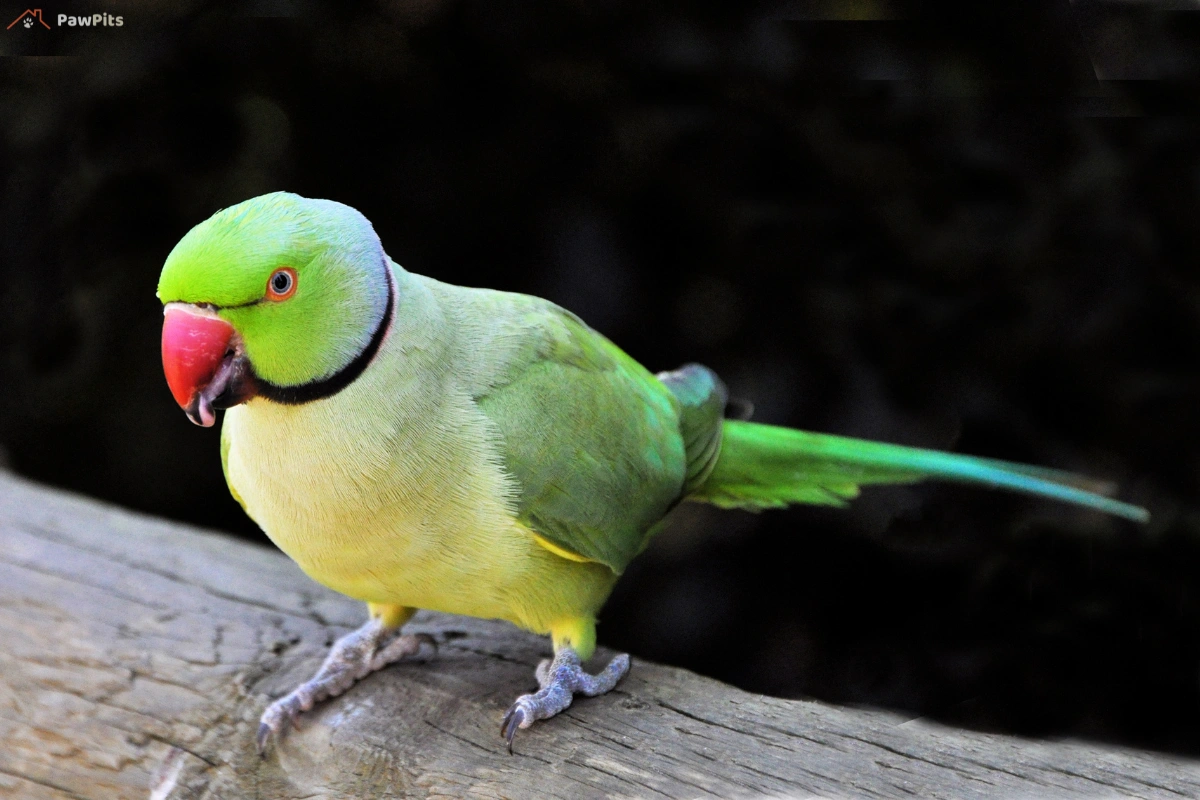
(257, 617, 435, 756)
(500, 647, 630, 752)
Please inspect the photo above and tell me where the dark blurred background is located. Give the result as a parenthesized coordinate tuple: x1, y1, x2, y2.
(3, 0, 1200, 755)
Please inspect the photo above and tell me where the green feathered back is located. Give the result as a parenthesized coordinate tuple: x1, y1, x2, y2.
(693, 420, 1149, 523)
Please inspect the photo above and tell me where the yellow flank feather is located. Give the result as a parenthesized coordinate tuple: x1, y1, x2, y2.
(531, 533, 595, 563)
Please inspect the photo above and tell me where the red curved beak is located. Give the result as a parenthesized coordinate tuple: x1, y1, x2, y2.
(162, 306, 235, 427)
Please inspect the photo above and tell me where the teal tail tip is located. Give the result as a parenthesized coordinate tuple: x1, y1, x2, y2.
(1061, 492, 1149, 525)
(1121, 505, 1152, 524)
(911, 452, 1151, 524)
(903, 450, 1151, 524)
(939, 456, 1151, 524)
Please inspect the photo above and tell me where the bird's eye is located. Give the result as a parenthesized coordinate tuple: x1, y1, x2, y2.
(266, 267, 297, 301)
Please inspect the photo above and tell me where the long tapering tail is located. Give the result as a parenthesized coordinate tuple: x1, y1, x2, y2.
(691, 419, 1149, 523)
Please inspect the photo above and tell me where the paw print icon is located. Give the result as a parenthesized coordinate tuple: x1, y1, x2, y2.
(7, 9, 52, 30)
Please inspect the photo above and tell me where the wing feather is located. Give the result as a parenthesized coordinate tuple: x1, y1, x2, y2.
(473, 306, 686, 573)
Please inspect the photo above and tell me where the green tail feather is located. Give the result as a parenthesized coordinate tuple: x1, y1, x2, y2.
(693, 420, 1149, 523)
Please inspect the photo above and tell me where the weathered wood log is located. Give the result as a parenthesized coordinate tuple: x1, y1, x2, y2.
(1, 471, 1197, 799)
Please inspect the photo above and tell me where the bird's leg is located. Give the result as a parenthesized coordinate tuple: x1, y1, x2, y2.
(257, 603, 432, 755)
(500, 618, 629, 751)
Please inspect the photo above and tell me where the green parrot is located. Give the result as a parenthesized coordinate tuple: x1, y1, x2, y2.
(156, 192, 1148, 754)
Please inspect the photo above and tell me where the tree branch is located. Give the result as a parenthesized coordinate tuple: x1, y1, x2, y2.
(0, 473, 1195, 799)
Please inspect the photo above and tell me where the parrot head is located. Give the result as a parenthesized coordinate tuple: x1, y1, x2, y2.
(157, 192, 393, 426)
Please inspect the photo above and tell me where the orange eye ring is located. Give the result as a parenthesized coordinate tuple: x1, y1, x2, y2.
(266, 267, 297, 301)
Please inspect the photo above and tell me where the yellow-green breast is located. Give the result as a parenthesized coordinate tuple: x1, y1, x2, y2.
(220, 275, 618, 635)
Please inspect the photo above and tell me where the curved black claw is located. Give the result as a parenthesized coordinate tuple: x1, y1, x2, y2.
(416, 632, 438, 657)
(500, 706, 525, 754)
(256, 722, 271, 758)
